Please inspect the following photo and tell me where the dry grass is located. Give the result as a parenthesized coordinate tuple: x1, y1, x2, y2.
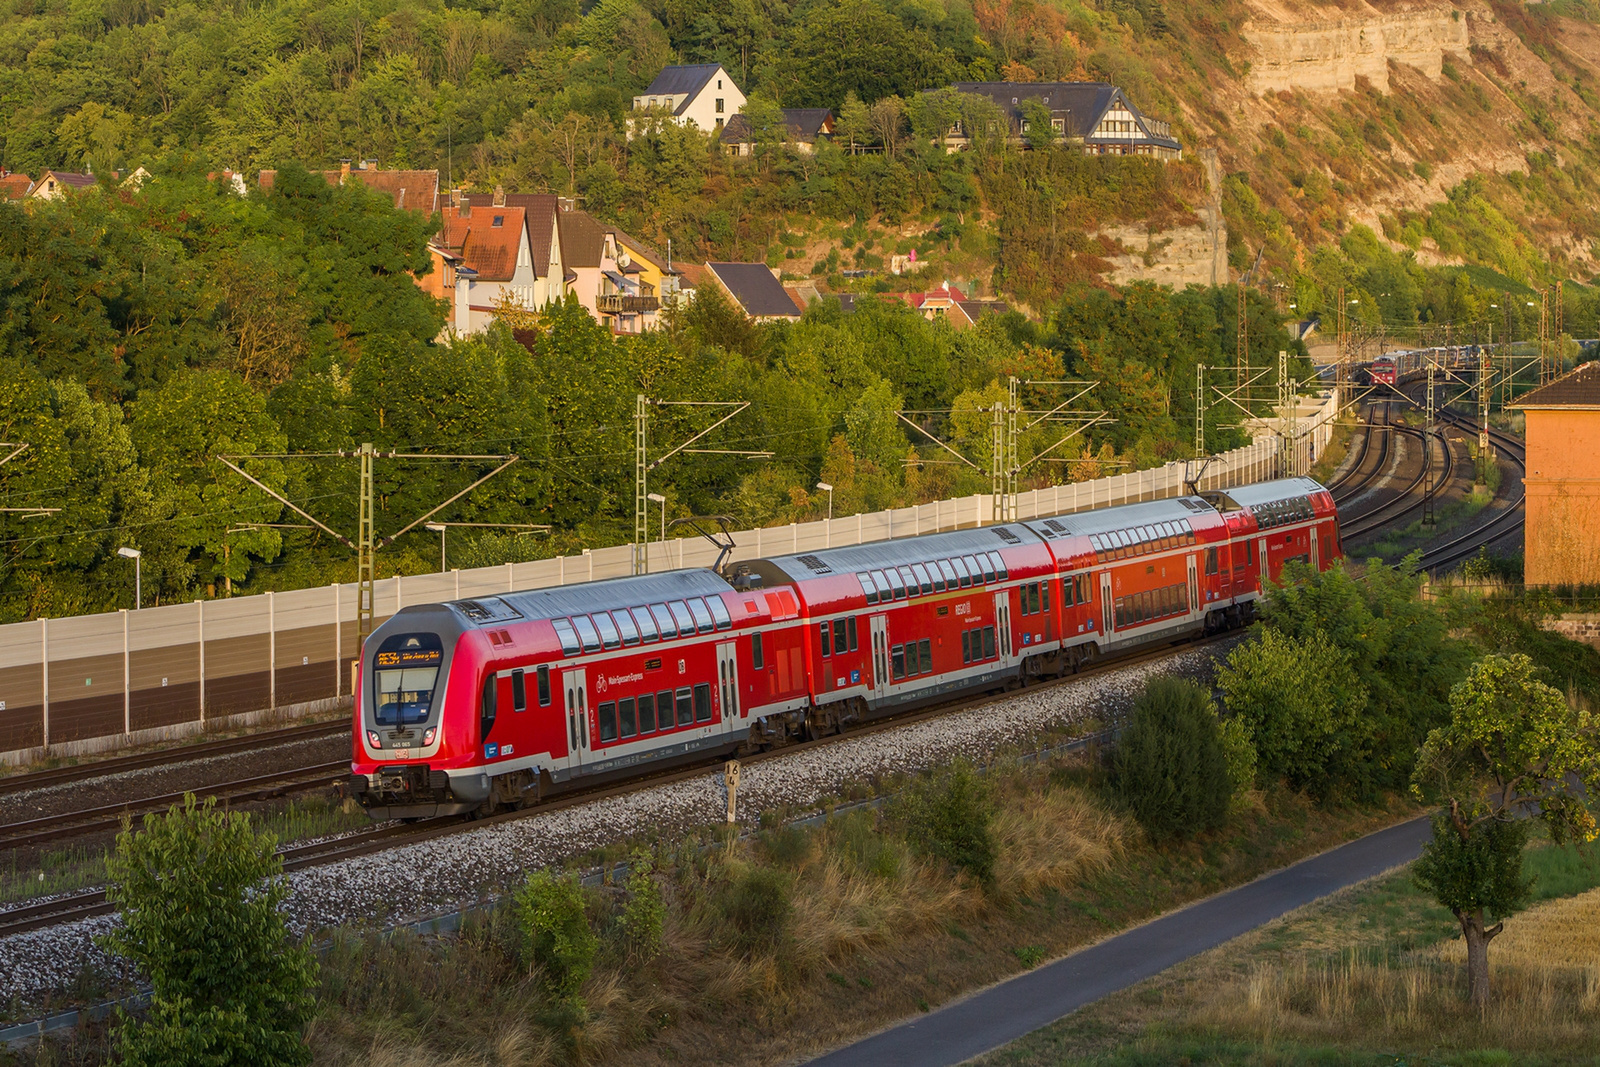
(1437, 885, 1600, 972)
(991, 782, 1127, 899)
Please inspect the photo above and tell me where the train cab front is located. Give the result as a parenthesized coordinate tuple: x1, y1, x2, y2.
(348, 609, 489, 820)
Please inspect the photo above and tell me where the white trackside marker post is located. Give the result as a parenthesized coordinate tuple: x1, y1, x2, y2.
(725, 760, 741, 824)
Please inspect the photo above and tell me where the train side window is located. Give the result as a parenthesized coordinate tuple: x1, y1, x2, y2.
(859, 572, 879, 605)
(819, 620, 832, 658)
(834, 620, 848, 655)
(707, 596, 733, 630)
(964, 555, 984, 584)
(847, 616, 859, 651)
(639, 692, 657, 733)
(537, 665, 550, 706)
(633, 607, 659, 643)
(961, 630, 971, 663)
(891, 644, 906, 680)
(888, 569, 906, 600)
(480, 674, 497, 741)
(687, 598, 715, 633)
(572, 615, 602, 652)
(980, 555, 996, 583)
(918, 638, 932, 674)
(658, 690, 676, 730)
(552, 618, 582, 656)
(1205, 547, 1218, 575)
(676, 687, 694, 727)
(752, 632, 764, 670)
(615, 609, 640, 646)
(1031, 583, 1043, 615)
(594, 612, 621, 650)
(599, 701, 618, 742)
(982, 626, 996, 659)
(693, 683, 712, 722)
(619, 697, 637, 738)
(988, 550, 1008, 580)
(871, 570, 890, 598)
(912, 563, 933, 594)
(937, 559, 958, 588)
(512, 668, 527, 712)
(1247, 540, 1256, 565)
(1114, 598, 1126, 627)
(1041, 580, 1051, 612)
(953, 557, 972, 588)
(668, 601, 695, 636)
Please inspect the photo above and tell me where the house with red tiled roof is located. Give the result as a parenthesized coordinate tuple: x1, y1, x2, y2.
(27, 170, 97, 200)
(427, 201, 537, 336)
(898, 285, 1010, 331)
(259, 161, 439, 215)
(0, 171, 31, 199)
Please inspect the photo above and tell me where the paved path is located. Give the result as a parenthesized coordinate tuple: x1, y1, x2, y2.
(808, 815, 1432, 1067)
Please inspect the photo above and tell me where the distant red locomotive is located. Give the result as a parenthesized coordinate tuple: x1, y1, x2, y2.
(349, 477, 1342, 818)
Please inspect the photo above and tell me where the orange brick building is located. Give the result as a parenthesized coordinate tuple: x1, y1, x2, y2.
(1511, 361, 1600, 585)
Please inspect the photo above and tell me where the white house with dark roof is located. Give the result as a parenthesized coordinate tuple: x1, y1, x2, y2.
(633, 64, 745, 132)
(942, 82, 1182, 159)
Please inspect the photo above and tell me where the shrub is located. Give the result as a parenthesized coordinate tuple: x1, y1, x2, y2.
(1218, 627, 1372, 799)
(720, 865, 792, 951)
(101, 794, 316, 1067)
(618, 850, 665, 961)
(1111, 677, 1232, 841)
(512, 870, 598, 1002)
(900, 760, 997, 885)
(1218, 715, 1259, 808)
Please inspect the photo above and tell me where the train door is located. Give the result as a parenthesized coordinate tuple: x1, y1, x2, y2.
(1187, 554, 1199, 614)
(869, 614, 889, 698)
(1310, 526, 1320, 571)
(717, 641, 741, 735)
(994, 590, 1013, 665)
(1099, 571, 1113, 636)
(562, 668, 588, 771)
(1258, 537, 1270, 588)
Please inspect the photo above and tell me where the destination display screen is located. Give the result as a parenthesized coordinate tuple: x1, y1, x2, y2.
(376, 648, 442, 668)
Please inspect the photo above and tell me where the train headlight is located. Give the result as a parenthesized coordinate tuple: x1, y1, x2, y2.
(366, 730, 381, 750)
(423, 727, 437, 747)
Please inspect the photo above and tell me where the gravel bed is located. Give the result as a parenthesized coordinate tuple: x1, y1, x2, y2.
(0, 642, 1230, 1012)
(0, 735, 351, 826)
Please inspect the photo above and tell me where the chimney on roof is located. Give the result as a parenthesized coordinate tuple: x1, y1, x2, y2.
(493, 184, 505, 207)
(339, 160, 351, 180)
(361, 159, 377, 170)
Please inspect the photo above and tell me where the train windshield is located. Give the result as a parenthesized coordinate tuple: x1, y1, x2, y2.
(373, 632, 443, 726)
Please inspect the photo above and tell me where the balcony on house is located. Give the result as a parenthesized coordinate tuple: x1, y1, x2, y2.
(598, 292, 661, 313)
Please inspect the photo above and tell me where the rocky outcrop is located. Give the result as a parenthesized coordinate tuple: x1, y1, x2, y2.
(1095, 212, 1230, 289)
(1244, 8, 1470, 94)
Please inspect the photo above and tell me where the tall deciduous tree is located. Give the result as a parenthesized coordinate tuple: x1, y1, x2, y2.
(1410, 653, 1600, 1008)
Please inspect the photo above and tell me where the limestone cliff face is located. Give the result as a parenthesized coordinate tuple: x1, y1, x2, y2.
(1243, 8, 1470, 94)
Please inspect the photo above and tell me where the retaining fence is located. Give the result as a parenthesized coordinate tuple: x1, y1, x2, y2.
(0, 436, 1289, 764)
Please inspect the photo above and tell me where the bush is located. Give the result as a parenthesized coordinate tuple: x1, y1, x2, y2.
(720, 865, 792, 951)
(1217, 627, 1372, 799)
(1111, 677, 1232, 841)
(1218, 715, 1259, 808)
(512, 870, 598, 1002)
(102, 794, 316, 1067)
(900, 760, 997, 885)
(618, 850, 665, 961)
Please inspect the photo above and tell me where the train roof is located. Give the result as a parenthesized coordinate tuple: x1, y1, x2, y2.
(1019, 495, 1217, 542)
(758, 523, 1044, 581)
(441, 567, 736, 627)
(1214, 477, 1328, 510)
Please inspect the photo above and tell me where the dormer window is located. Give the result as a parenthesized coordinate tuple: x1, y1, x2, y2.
(492, 215, 504, 227)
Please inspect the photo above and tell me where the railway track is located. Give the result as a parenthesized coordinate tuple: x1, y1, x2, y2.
(0, 719, 346, 798)
(1419, 412, 1527, 572)
(1339, 424, 1454, 541)
(0, 631, 1232, 940)
(1330, 403, 1393, 504)
(0, 761, 349, 850)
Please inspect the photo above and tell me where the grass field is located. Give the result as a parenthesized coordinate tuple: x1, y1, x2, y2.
(978, 838, 1600, 1067)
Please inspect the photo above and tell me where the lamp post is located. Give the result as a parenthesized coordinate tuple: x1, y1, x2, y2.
(425, 523, 447, 571)
(117, 546, 141, 610)
(816, 481, 834, 521)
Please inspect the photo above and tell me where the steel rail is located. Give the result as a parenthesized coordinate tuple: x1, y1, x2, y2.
(0, 632, 1235, 940)
(1340, 424, 1455, 541)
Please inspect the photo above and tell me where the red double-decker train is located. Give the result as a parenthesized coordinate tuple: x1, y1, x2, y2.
(349, 477, 1342, 819)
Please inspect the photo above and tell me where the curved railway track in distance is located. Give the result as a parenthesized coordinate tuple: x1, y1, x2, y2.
(1418, 412, 1526, 573)
(0, 631, 1234, 940)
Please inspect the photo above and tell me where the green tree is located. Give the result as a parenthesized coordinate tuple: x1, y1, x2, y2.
(836, 91, 871, 154)
(1020, 99, 1056, 151)
(1112, 677, 1232, 840)
(1217, 627, 1371, 798)
(1410, 653, 1600, 1007)
(102, 795, 316, 1067)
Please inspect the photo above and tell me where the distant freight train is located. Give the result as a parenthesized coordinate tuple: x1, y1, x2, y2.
(349, 477, 1343, 819)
